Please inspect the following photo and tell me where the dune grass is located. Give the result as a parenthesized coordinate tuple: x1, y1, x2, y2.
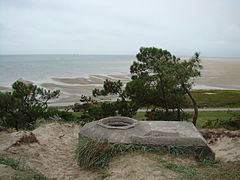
(75, 137, 240, 179)
(75, 136, 214, 170)
(0, 153, 48, 180)
(161, 159, 240, 180)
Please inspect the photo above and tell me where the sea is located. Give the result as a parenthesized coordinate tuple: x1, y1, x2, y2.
(1, 55, 240, 91)
(0, 55, 135, 88)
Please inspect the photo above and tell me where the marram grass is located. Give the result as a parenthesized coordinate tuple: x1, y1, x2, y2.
(0, 153, 48, 180)
(75, 136, 214, 169)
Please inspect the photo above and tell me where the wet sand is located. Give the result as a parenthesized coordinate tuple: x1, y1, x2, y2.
(196, 58, 240, 90)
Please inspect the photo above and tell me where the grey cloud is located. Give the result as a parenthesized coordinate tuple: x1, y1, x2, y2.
(0, 0, 239, 57)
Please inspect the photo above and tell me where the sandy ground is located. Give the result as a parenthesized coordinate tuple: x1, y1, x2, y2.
(106, 153, 179, 180)
(196, 58, 240, 90)
(0, 123, 98, 180)
(200, 128, 240, 162)
(0, 123, 240, 180)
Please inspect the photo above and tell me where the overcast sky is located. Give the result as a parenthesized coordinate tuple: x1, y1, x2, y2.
(0, 0, 239, 57)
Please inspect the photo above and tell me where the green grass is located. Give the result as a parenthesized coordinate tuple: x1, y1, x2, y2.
(190, 89, 240, 108)
(75, 137, 136, 169)
(133, 111, 240, 129)
(161, 160, 240, 180)
(75, 137, 214, 169)
(0, 153, 48, 180)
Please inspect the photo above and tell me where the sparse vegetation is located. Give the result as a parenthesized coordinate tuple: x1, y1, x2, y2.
(75, 137, 240, 179)
(0, 153, 48, 180)
(202, 111, 240, 130)
(162, 160, 240, 180)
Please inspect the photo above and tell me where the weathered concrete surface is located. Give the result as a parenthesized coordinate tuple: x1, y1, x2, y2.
(80, 117, 151, 143)
(79, 117, 215, 158)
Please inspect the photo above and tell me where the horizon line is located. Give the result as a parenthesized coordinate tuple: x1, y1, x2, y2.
(0, 54, 240, 59)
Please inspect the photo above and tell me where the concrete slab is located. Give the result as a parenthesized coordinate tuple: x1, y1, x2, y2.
(79, 117, 215, 159)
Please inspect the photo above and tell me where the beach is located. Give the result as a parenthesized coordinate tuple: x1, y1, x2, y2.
(1, 55, 240, 106)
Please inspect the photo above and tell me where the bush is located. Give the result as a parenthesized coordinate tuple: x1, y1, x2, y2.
(72, 96, 118, 124)
(0, 81, 60, 130)
(80, 102, 117, 123)
(203, 111, 240, 130)
(145, 109, 190, 121)
(116, 100, 139, 117)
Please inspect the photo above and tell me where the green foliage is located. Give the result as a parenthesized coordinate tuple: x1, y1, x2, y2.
(145, 109, 190, 121)
(189, 90, 240, 108)
(0, 153, 48, 180)
(127, 47, 202, 124)
(115, 100, 139, 117)
(72, 96, 117, 124)
(91, 47, 201, 123)
(0, 81, 60, 130)
(202, 111, 240, 130)
(93, 79, 139, 117)
(72, 95, 97, 112)
(93, 80, 123, 97)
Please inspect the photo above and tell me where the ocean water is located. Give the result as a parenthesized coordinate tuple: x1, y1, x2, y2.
(0, 55, 135, 87)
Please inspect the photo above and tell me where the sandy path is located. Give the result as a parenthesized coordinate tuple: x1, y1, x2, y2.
(200, 129, 240, 162)
(1, 123, 98, 180)
(107, 153, 179, 180)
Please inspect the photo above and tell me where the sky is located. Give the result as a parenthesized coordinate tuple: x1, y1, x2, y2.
(0, 0, 240, 57)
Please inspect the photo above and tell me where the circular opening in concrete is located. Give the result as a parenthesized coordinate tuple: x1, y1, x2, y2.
(97, 117, 138, 129)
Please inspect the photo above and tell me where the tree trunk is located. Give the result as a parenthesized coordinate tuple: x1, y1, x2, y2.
(159, 76, 169, 114)
(177, 108, 181, 121)
(182, 85, 198, 126)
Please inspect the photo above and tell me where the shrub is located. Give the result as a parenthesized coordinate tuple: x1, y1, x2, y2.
(203, 111, 240, 130)
(0, 81, 60, 130)
(73, 96, 118, 124)
(145, 109, 190, 121)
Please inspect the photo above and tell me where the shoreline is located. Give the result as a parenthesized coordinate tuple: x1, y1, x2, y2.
(1, 73, 240, 107)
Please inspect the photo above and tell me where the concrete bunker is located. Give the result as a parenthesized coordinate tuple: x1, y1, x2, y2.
(97, 117, 138, 129)
(79, 117, 215, 159)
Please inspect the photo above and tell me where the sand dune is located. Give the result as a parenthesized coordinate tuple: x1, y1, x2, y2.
(0, 123, 239, 179)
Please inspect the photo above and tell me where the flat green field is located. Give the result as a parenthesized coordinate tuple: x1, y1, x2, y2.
(189, 89, 240, 108)
(133, 111, 240, 129)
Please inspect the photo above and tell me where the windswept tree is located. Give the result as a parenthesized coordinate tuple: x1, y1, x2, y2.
(126, 47, 202, 125)
(91, 47, 202, 125)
